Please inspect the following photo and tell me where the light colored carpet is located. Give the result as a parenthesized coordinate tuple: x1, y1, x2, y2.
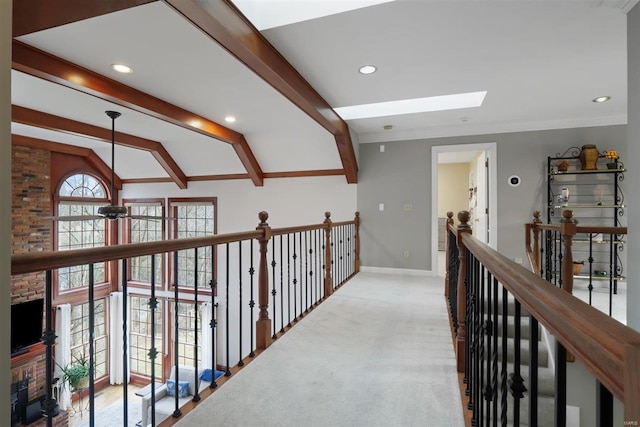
(74, 396, 142, 427)
(177, 272, 464, 427)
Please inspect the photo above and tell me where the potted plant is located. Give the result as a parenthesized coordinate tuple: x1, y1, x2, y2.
(604, 149, 619, 169)
(59, 354, 90, 392)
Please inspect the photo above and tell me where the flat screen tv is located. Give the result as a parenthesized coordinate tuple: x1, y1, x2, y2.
(11, 299, 44, 356)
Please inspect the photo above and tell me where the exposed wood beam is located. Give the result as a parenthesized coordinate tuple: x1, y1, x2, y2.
(13, 0, 157, 37)
(263, 169, 345, 179)
(12, 134, 123, 190)
(164, 0, 358, 184)
(11, 40, 264, 186)
(121, 169, 345, 184)
(12, 105, 187, 189)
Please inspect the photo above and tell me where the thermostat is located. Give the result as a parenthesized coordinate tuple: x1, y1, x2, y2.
(508, 175, 521, 187)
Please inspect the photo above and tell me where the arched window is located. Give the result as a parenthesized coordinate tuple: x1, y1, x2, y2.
(56, 173, 109, 291)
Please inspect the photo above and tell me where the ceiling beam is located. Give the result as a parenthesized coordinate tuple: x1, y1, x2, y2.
(11, 40, 264, 186)
(13, 0, 158, 37)
(12, 134, 123, 190)
(164, 0, 358, 184)
(12, 105, 187, 189)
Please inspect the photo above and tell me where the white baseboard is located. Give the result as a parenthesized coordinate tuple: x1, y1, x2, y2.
(361, 266, 435, 277)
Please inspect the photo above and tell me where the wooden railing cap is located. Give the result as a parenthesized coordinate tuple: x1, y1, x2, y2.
(457, 210, 471, 225)
(258, 210, 269, 224)
(533, 210, 541, 223)
(447, 211, 454, 220)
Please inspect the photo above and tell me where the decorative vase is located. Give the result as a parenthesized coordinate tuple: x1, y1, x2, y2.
(578, 144, 599, 170)
(606, 162, 617, 170)
(572, 261, 584, 276)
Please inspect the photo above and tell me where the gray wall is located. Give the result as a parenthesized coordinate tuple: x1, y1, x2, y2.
(357, 125, 627, 270)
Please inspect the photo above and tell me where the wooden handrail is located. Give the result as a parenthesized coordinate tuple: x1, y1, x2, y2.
(461, 231, 640, 410)
(12, 230, 263, 275)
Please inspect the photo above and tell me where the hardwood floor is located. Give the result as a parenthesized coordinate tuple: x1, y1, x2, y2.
(67, 384, 142, 427)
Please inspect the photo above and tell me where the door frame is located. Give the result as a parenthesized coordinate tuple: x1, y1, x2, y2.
(431, 142, 497, 276)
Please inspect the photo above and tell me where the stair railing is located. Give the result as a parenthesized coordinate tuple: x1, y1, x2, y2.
(446, 209, 640, 426)
(11, 210, 359, 427)
(526, 209, 627, 316)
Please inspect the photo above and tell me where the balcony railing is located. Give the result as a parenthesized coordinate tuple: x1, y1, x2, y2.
(525, 209, 627, 317)
(10, 210, 360, 427)
(445, 210, 640, 426)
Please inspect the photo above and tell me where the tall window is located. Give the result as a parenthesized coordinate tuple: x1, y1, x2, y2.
(170, 199, 217, 289)
(175, 302, 202, 368)
(129, 296, 163, 376)
(57, 174, 108, 291)
(70, 299, 108, 378)
(125, 201, 164, 285)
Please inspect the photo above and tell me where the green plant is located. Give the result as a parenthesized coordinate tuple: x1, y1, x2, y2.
(58, 354, 90, 391)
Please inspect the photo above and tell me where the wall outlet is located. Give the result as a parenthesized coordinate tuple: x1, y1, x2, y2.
(403, 251, 410, 259)
(404, 203, 412, 211)
(515, 257, 522, 264)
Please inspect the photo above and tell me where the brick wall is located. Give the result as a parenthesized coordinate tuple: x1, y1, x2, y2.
(10, 145, 51, 407)
(11, 145, 51, 303)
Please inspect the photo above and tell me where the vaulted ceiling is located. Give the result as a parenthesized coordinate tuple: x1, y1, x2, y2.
(10, 0, 634, 188)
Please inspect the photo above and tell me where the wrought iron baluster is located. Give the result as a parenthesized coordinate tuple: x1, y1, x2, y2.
(299, 232, 304, 319)
(500, 286, 508, 427)
(43, 270, 58, 427)
(555, 341, 567, 426)
(122, 258, 129, 425)
(588, 233, 594, 305)
(509, 300, 526, 426)
(210, 245, 219, 387)
(308, 231, 314, 308)
(597, 381, 614, 427)
(305, 230, 309, 313)
(193, 248, 201, 402)
(609, 235, 614, 316)
(88, 263, 95, 427)
(287, 234, 292, 327)
(173, 252, 181, 418)
(491, 277, 499, 427)
(225, 243, 231, 376)
(280, 235, 284, 332)
(293, 233, 298, 321)
(483, 269, 493, 427)
(150, 254, 159, 426)
(529, 315, 539, 427)
(248, 241, 255, 358)
(238, 242, 244, 366)
(271, 238, 277, 339)
(315, 228, 320, 304)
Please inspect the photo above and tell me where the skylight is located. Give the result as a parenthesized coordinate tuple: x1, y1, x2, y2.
(233, 0, 396, 30)
(333, 91, 488, 120)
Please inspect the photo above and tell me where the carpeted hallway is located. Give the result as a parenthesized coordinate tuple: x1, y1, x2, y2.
(177, 272, 465, 427)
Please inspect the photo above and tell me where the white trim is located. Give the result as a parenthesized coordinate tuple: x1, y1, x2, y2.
(431, 142, 498, 277)
(360, 266, 434, 276)
(358, 114, 627, 144)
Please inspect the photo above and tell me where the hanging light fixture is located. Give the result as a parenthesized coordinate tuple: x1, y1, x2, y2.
(97, 111, 128, 220)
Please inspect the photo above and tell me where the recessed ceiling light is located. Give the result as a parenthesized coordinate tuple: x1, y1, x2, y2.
(592, 96, 611, 103)
(225, 116, 236, 123)
(359, 65, 377, 75)
(334, 91, 487, 120)
(110, 64, 133, 74)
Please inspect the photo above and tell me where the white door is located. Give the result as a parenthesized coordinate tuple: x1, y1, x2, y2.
(475, 152, 489, 244)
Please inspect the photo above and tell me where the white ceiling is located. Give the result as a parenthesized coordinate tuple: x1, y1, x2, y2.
(10, 0, 634, 184)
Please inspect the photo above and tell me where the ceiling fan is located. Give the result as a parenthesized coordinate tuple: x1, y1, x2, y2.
(45, 111, 171, 222)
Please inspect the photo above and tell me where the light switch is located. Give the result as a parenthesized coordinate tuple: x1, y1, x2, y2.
(380, 144, 385, 152)
(379, 203, 385, 211)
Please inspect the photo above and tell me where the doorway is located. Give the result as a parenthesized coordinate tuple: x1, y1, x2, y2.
(431, 143, 497, 276)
